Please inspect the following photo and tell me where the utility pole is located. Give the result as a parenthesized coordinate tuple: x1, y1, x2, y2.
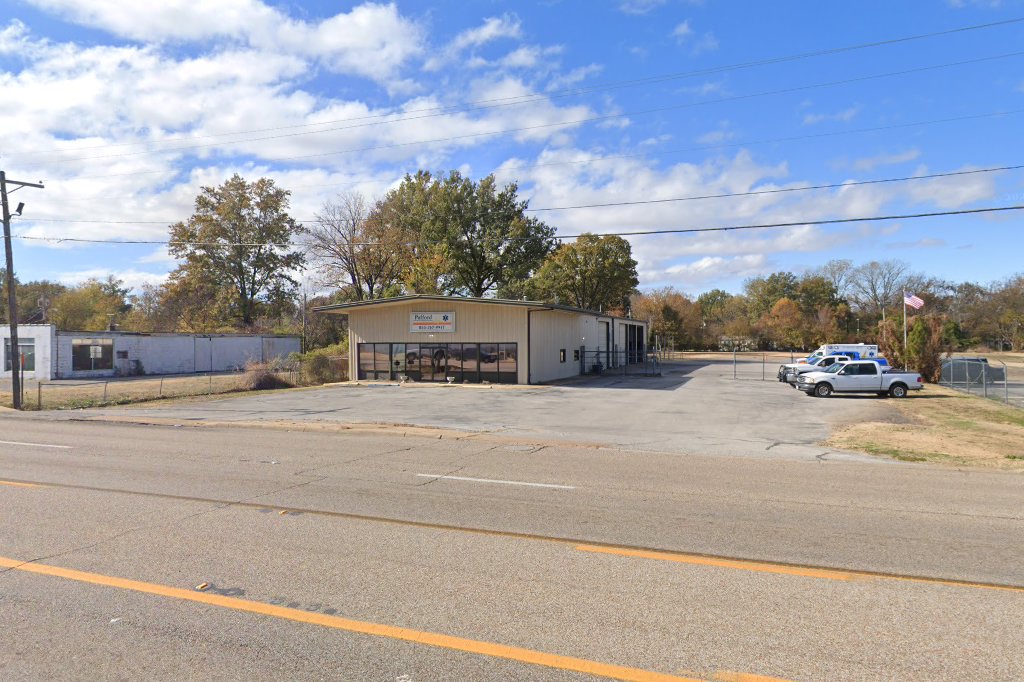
(1, 171, 45, 410)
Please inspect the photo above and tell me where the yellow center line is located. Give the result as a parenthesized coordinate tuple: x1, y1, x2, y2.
(0, 555, 699, 682)
(714, 672, 795, 682)
(574, 545, 1024, 593)
(0, 479, 43, 488)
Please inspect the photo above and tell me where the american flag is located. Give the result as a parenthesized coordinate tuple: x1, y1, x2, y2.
(904, 292, 924, 309)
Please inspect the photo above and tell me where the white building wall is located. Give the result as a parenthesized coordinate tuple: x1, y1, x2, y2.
(0, 324, 56, 380)
(54, 332, 300, 379)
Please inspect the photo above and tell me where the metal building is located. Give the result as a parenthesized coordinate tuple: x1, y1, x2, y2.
(0, 325, 301, 380)
(314, 295, 649, 385)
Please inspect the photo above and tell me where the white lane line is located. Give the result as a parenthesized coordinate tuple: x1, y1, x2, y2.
(0, 440, 73, 450)
(415, 474, 575, 490)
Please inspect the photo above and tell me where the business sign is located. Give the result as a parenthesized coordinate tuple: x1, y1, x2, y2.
(410, 312, 455, 333)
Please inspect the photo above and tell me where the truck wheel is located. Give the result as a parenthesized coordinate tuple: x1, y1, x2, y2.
(814, 383, 833, 398)
(889, 383, 908, 398)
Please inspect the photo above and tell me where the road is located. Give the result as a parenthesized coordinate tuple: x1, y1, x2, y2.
(1, 416, 1022, 681)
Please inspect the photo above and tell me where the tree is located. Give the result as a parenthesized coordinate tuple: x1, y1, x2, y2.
(744, 272, 799, 319)
(168, 175, 304, 326)
(906, 315, 950, 382)
(426, 172, 556, 297)
(760, 298, 805, 349)
(531, 233, 639, 312)
(849, 259, 910, 318)
(795, 275, 840, 316)
(813, 259, 855, 300)
(49, 278, 130, 331)
(306, 191, 410, 300)
(631, 288, 701, 349)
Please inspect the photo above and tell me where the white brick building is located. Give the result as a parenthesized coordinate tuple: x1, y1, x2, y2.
(0, 325, 301, 380)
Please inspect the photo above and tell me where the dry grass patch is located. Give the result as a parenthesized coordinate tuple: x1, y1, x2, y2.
(825, 384, 1024, 470)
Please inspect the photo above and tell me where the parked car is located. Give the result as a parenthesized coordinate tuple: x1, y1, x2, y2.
(797, 360, 923, 398)
(777, 354, 853, 383)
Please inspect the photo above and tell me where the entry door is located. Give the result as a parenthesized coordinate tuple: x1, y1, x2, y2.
(391, 344, 407, 380)
(420, 345, 448, 382)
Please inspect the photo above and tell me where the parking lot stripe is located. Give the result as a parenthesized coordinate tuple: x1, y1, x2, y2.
(0, 440, 72, 449)
(575, 545, 1024, 593)
(0, 555, 699, 682)
(415, 474, 576, 489)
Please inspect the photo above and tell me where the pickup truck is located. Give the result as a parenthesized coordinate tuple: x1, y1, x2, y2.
(777, 354, 853, 383)
(797, 360, 923, 398)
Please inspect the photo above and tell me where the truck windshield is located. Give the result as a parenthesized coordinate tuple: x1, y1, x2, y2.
(824, 363, 845, 374)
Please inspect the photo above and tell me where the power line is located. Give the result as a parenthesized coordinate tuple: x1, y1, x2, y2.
(25, 50, 1024, 167)
(24, 163, 1024, 223)
(13, 204, 1024, 247)
(525, 165, 1024, 212)
(9, 16, 1023, 161)
(54, 106, 1024, 191)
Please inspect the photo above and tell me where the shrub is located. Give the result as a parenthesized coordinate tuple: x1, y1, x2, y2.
(242, 361, 295, 391)
(293, 341, 349, 385)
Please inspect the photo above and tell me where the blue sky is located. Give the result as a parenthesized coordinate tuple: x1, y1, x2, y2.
(1, 0, 1022, 296)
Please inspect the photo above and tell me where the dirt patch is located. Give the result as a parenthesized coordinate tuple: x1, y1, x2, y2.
(825, 384, 1024, 471)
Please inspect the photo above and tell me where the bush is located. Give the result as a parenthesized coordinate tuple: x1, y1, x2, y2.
(293, 341, 349, 385)
(242, 361, 295, 391)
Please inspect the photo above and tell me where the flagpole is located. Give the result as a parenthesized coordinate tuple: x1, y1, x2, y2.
(902, 292, 908, 368)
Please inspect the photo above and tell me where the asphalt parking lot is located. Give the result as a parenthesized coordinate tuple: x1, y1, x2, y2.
(62, 359, 898, 462)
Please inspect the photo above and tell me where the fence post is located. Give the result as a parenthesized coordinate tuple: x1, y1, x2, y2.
(1005, 361, 1010, 404)
(732, 348, 737, 379)
(983, 362, 988, 399)
(964, 360, 970, 394)
(103, 382, 108, 402)
(37, 383, 41, 410)
(159, 376, 164, 398)
(762, 354, 765, 381)
(209, 373, 213, 394)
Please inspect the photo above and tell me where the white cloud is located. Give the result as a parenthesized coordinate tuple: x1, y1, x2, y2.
(851, 149, 921, 172)
(904, 164, 998, 209)
(546, 64, 603, 91)
(692, 32, 719, 54)
(57, 267, 170, 290)
(671, 21, 693, 41)
(619, 0, 667, 14)
(450, 14, 522, 51)
(23, 1, 426, 84)
(424, 14, 522, 71)
(696, 121, 735, 145)
(803, 106, 861, 126)
(658, 254, 769, 286)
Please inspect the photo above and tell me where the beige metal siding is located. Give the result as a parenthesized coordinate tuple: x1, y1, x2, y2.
(528, 310, 588, 383)
(348, 301, 529, 383)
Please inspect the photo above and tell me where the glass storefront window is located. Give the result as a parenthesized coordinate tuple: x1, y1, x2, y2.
(480, 343, 500, 383)
(358, 342, 517, 383)
(499, 343, 517, 383)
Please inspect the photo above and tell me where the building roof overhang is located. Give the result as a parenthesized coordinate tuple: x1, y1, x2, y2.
(313, 295, 643, 324)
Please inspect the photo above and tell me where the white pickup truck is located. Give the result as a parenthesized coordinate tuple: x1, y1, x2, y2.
(797, 360, 924, 398)
(777, 354, 853, 384)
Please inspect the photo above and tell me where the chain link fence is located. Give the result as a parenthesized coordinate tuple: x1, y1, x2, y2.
(579, 349, 662, 377)
(3, 356, 349, 410)
(655, 350, 800, 381)
(939, 357, 1014, 405)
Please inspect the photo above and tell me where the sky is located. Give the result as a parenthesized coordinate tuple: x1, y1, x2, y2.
(1, 0, 1022, 297)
